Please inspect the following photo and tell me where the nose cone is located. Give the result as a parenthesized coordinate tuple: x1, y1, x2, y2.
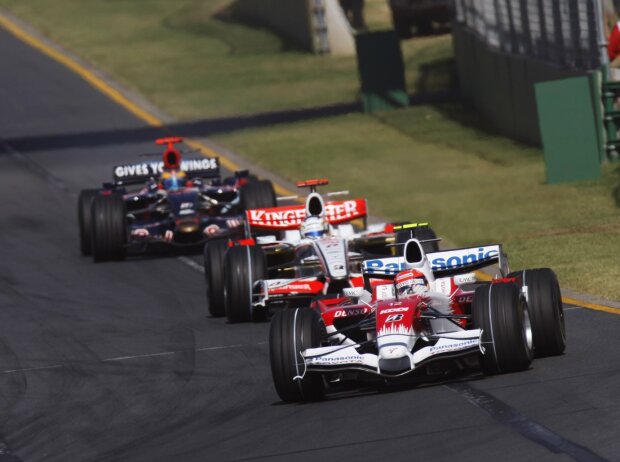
(379, 344, 409, 360)
(378, 344, 414, 373)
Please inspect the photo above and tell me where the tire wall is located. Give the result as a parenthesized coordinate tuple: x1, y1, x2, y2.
(453, 25, 597, 146)
(230, 0, 354, 55)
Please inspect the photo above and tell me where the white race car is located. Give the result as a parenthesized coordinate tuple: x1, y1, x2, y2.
(269, 238, 566, 402)
(203, 179, 438, 322)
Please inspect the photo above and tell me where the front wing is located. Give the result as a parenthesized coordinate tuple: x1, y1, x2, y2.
(302, 329, 482, 377)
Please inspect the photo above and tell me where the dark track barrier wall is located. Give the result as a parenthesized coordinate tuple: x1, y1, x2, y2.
(453, 25, 596, 146)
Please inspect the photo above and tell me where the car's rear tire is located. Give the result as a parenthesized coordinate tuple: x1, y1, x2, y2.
(397, 224, 439, 253)
(91, 194, 127, 262)
(240, 179, 276, 210)
(204, 238, 229, 317)
(224, 245, 266, 323)
(508, 268, 565, 357)
(473, 283, 533, 375)
(270, 308, 325, 403)
(78, 189, 99, 256)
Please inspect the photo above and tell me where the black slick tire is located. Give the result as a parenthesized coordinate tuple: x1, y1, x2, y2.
(78, 189, 99, 256)
(473, 282, 533, 375)
(91, 193, 127, 262)
(508, 268, 565, 357)
(270, 308, 325, 403)
(224, 245, 266, 323)
(240, 179, 276, 210)
(204, 238, 229, 317)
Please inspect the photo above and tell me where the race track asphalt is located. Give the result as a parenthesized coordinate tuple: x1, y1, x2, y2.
(0, 24, 619, 462)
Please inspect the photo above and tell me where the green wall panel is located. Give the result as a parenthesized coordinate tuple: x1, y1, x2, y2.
(535, 76, 601, 183)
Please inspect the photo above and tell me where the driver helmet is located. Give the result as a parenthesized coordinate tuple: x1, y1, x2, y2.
(161, 169, 186, 191)
(300, 215, 329, 239)
(395, 269, 428, 297)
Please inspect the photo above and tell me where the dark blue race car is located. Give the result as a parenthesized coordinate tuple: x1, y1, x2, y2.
(78, 137, 275, 262)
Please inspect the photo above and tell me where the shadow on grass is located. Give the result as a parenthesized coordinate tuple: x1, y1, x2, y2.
(211, 1, 306, 53)
(3, 90, 461, 156)
(2, 101, 361, 155)
(413, 57, 456, 95)
(3, 51, 462, 157)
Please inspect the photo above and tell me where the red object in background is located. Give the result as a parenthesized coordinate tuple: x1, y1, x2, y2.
(296, 179, 329, 188)
(609, 23, 620, 61)
(227, 238, 256, 248)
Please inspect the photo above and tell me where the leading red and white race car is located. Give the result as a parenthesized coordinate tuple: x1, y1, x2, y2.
(269, 238, 565, 402)
(203, 179, 438, 322)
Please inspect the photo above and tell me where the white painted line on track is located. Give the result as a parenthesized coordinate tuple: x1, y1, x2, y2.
(0, 342, 266, 375)
(0, 364, 64, 375)
(177, 256, 204, 274)
(102, 342, 266, 363)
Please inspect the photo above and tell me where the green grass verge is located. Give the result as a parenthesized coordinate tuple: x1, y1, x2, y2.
(0, 0, 452, 119)
(2, 1, 619, 300)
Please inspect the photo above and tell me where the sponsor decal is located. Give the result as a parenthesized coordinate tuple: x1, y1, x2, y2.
(281, 284, 312, 291)
(386, 314, 404, 323)
(381, 307, 408, 314)
(267, 279, 323, 294)
(454, 272, 477, 285)
(364, 258, 406, 275)
(429, 338, 478, 354)
(374, 284, 395, 301)
(309, 355, 364, 365)
(113, 158, 218, 180)
(249, 207, 306, 227)
(396, 278, 425, 290)
(333, 308, 369, 318)
(435, 278, 452, 296)
(429, 247, 499, 270)
(247, 199, 366, 229)
(457, 295, 474, 304)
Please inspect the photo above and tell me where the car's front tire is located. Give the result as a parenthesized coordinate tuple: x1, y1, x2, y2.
(78, 189, 99, 256)
(224, 245, 266, 323)
(509, 268, 565, 357)
(204, 238, 230, 317)
(270, 308, 325, 403)
(91, 193, 127, 262)
(473, 282, 533, 374)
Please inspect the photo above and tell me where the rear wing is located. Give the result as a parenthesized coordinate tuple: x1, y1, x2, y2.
(246, 199, 367, 231)
(362, 244, 509, 278)
(112, 157, 220, 185)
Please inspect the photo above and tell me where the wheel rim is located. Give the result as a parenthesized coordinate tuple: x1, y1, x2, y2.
(522, 302, 533, 352)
